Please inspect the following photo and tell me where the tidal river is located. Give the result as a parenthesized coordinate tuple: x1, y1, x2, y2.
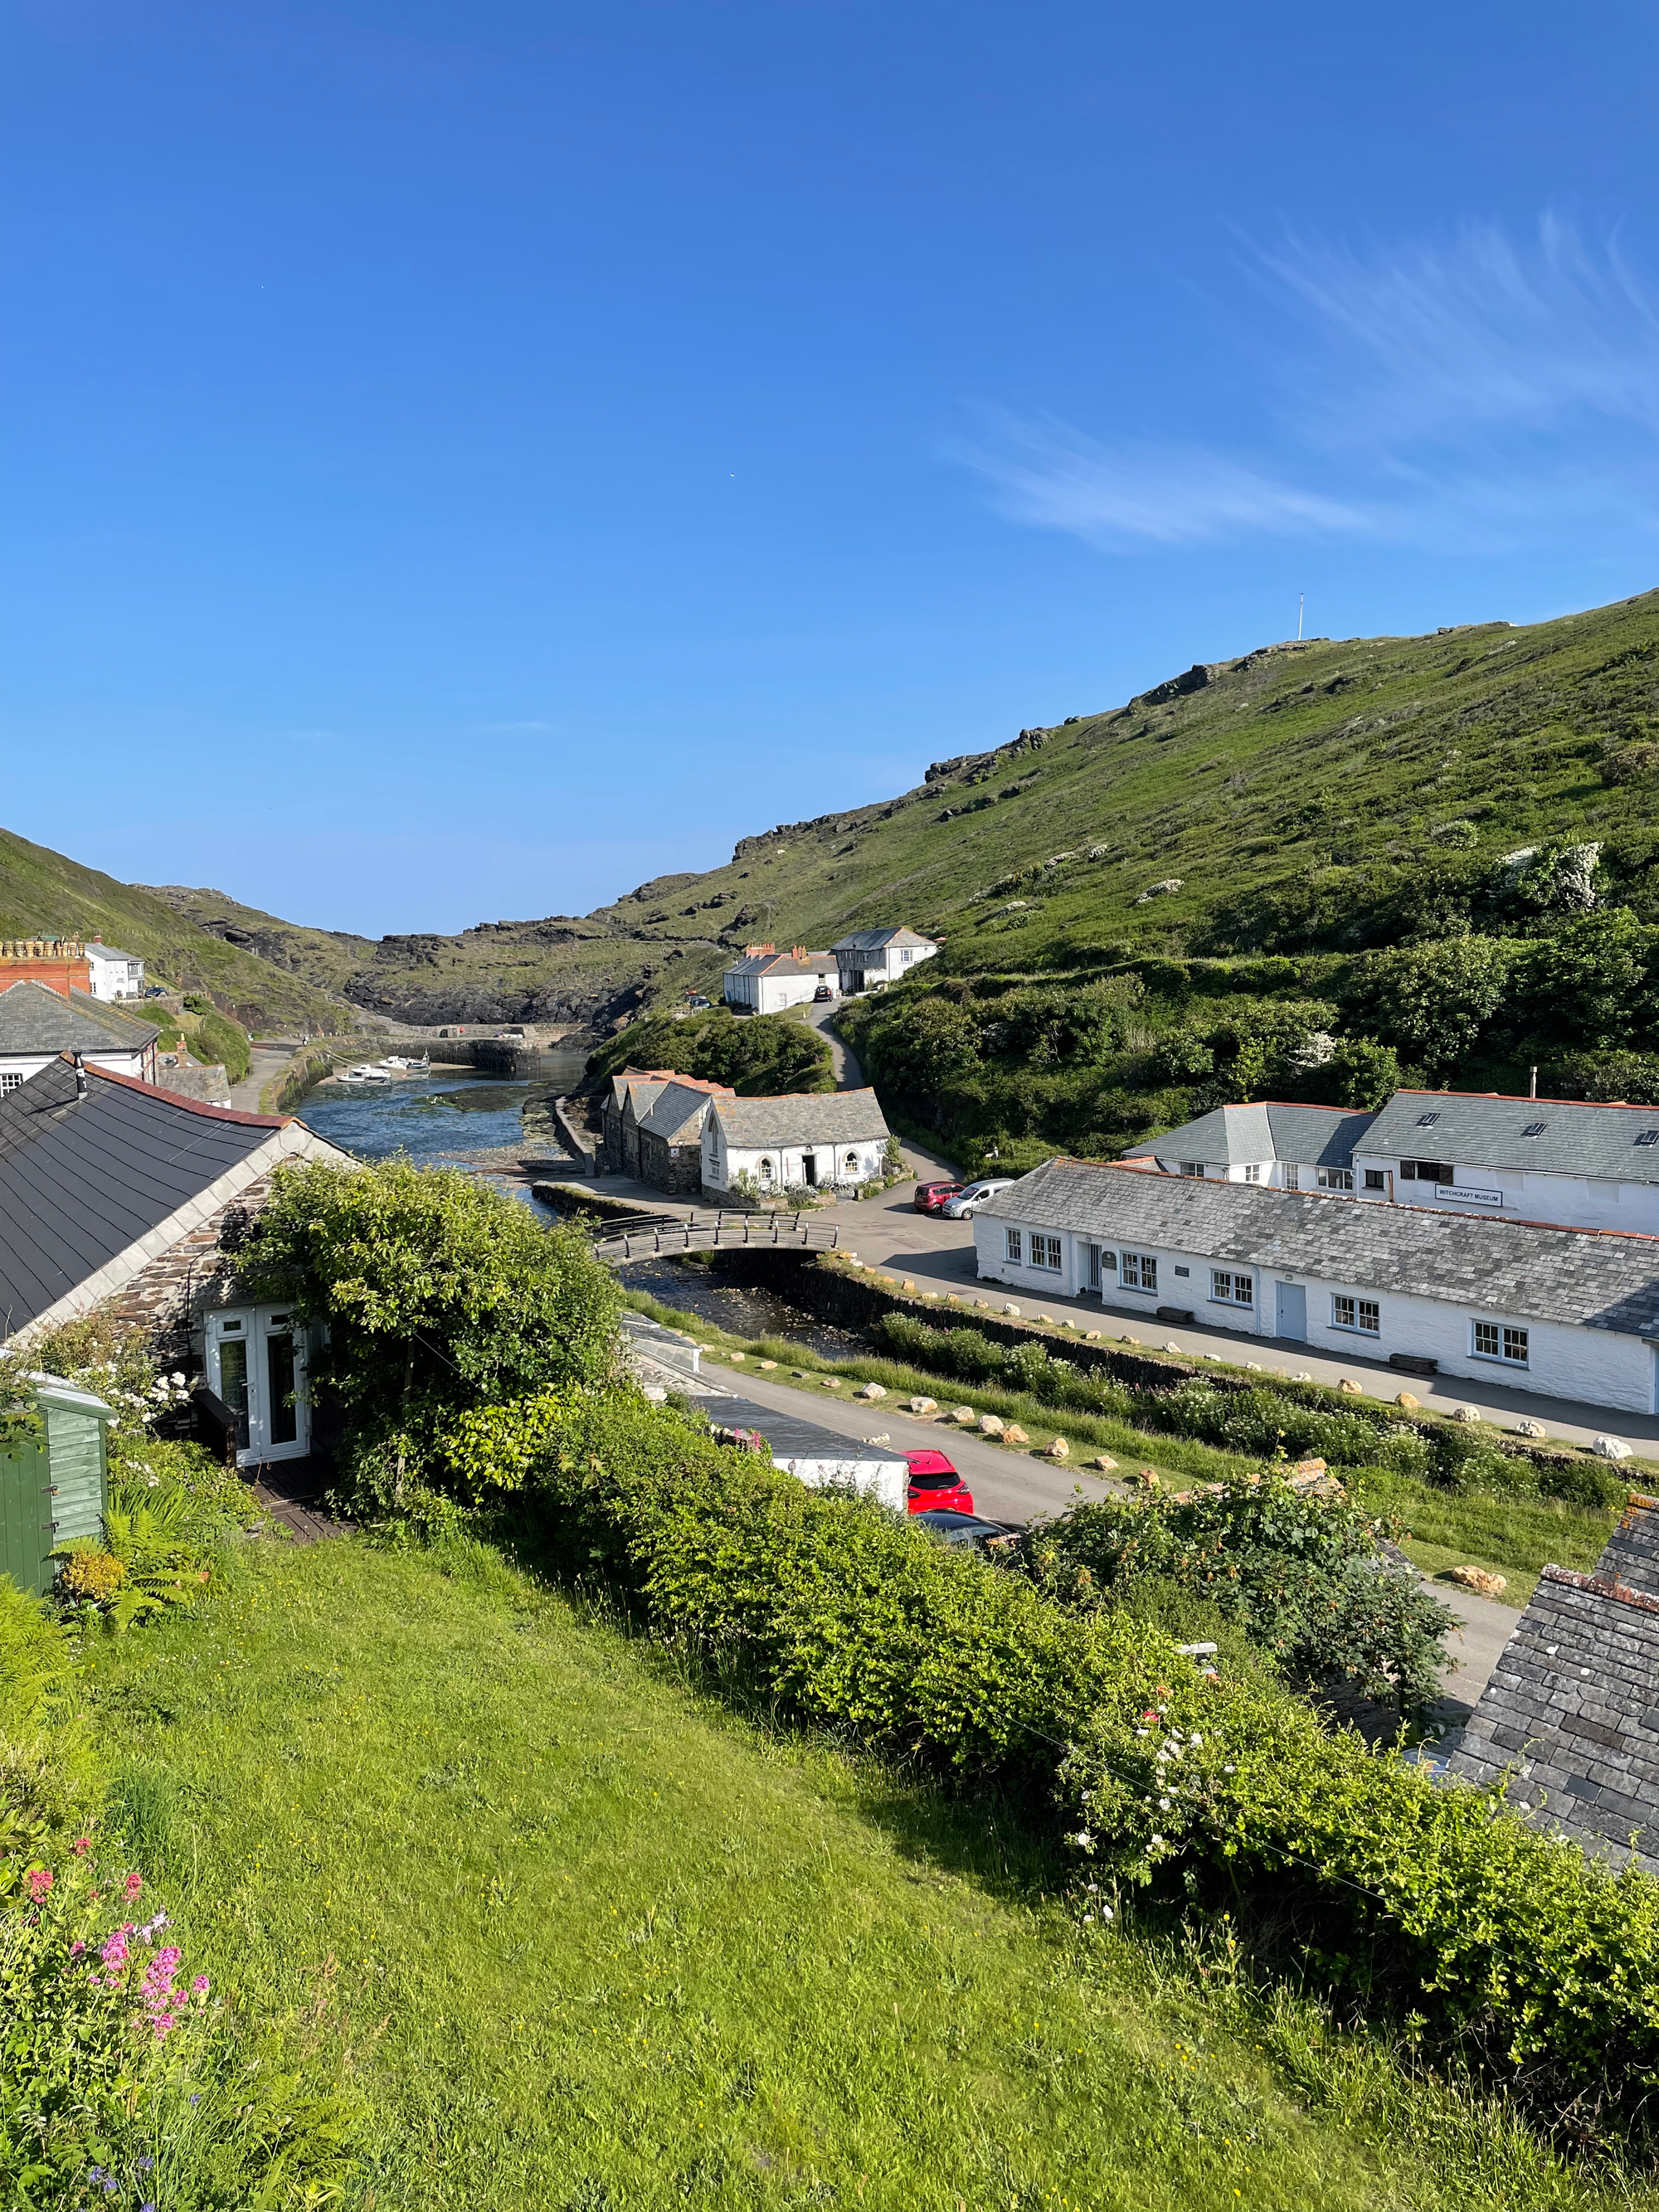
(294, 1051, 590, 1164)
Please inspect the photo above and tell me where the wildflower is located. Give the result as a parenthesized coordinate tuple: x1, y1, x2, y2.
(1151, 1833, 1165, 1846)
(136, 2156, 154, 2171)
(1190, 1733, 1203, 1748)
(124, 1872, 143, 1900)
(192, 1974, 210, 1994)
(70, 1940, 85, 1957)
(100, 1932, 129, 1971)
(188, 2093, 202, 2105)
(1101, 1904, 1115, 1920)
(1158, 1796, 1172, 1810)
(1068, 1830, 1097, 1854)
(71, 1836, 90, 1857)
(24, 1867, 52, 1903)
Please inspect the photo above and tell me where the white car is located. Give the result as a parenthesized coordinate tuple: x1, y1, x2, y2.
(941, 1178, 1015, 1219)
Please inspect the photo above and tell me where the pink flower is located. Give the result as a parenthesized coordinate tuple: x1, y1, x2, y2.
(192, 1975, 209, 1994)
(123, 1872, 143, 1900)
(71, 1837, 90, 1857)
(70, 1940, 85, 1958)
(100, 1932, 129, 1971)
(152, 2014, 175, 2039)
(23, 1868, 51, 1903)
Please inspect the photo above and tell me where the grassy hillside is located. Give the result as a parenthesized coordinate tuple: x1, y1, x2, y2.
(20, 586, 1659, 1051)
(90, 1534, 1604, 2211)
(0, 827, 347, 1033)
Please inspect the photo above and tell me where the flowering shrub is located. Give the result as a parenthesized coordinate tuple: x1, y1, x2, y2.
(511, 1386, 1659, 2137)
(24, 1313, 194, 1439)
(56, 1551, 127, 1607)
(0, 1845, 213, 2196)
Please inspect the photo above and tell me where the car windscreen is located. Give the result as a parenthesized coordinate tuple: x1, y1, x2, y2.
(907, 1469, 960, 1490)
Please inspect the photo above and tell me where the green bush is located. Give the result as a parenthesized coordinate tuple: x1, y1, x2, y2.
(504, 1387, 1659, 2136)
(586, 1005, 833, 1096)
(1023, 1473, 1454, 1711)
(238, 1156, 620, 1511)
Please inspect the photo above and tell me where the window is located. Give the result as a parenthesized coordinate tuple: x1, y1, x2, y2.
(1363, 1169, 1386, 1190)
(1472, 1321, 1529, 1365)
(1522, 1121, 1546, 1138)
(1416, 1111, 1441, 1127)
(1243, 1164, 1262, 1183)
(1332, 1295, 1379, 1334)
(759, 1158, 774, 1183)
(0, 1072, 21, 1095)
(844, 1151, 860, 1173)
(1283, 1164, 1300, 1191)
(1638, 1130, 1659, 1150)
(1121, 1252, 1156, 1291)
(1399, 1159, 1454, 1184)
(1032, 1235, 1062, 1271)
(1180, 1161, 1204, 1178)
(1005, 1228, 1023, 1262)
(1316, 1167, 1355, 1191)
(1210, 1269, 1254, 1307)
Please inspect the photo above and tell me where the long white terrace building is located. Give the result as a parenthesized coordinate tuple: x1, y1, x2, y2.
(974, 1157, 1659, 1415)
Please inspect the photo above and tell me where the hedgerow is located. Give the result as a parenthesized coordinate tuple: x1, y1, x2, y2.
(499, 1385, 1659, 2137)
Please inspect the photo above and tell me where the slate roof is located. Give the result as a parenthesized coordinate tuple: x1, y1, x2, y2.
(709, 1087, 889, 1149)
(703, 1392, 907, 1470)
(831, 928, 935, 955)
(1123, 1101, 1374, 1171)
(1586, 1491, 1659, 1600)
(1448, 1555, 1659, 1871)
(980, 1158, 1659, 1334)
(1364, 1088, 1659, 1184)
(84, 942, 140, 964)
(0, 1061, 289, 1339)
(0, 982, 158, 1056)
(637, 1080, 723, 1146)
(722, 950, 834, 979)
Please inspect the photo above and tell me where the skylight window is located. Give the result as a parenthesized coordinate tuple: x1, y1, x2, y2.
(1416, 1111, 1440, 1127)
(1522, 1121, 1546, 1137)
(1637, 1130, 1659, 1149)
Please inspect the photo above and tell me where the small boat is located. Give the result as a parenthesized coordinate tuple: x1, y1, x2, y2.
(351, 1063, 392, 1083)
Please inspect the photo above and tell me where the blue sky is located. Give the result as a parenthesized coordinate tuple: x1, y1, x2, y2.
(6, 2, 1659, 935)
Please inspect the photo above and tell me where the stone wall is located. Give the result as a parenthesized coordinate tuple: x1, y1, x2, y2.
(636, 1131, 703, 1195)
(91, 1176, 274, 1373)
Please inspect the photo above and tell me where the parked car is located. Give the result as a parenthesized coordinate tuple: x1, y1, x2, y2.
(685, 994, 712, 1010)
(813, 984, 834, 1002)
(903, 1448, 974, 1517)
(912, 1508, 1020, 1553)
(941, 1178, 1016, 1219)
(912, 1179, 964, 1213)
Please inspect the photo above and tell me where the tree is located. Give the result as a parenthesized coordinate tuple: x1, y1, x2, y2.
(586, 1007, 832, 1096)
(1516, 908, 1653, 1052)
(1319, 1037, 1401, 1111)
(237, 1159, 619, 1510)
(1344, 936, 1513, 1075)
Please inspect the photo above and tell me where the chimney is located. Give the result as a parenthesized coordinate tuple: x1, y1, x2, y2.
(73, 1053, 88, 1099)
(1530, 1065, 1538, 1100)
(176, 1031, 190, 1068)
(790, 946, 807, 961)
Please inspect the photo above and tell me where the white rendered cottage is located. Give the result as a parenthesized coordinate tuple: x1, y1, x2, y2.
(974, 1156, 1659, 1416)
(722, 946, 838, 1014)
(0, 981, 159, 1095)
(1126, 1088, 1659, 1237)
(701, 1087, 890, 1197)
(83, 943, 145, 1001)
(831, 927, 938, 995)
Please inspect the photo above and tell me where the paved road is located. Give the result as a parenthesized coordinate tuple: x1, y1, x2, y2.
(232, 1041, 305, 1112)
(691, 1358, 1515, 1719)
(800, 1000, 864, 1089)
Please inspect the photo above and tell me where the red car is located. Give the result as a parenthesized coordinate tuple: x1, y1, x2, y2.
(913, 1180, 965, 1213)
(904, 1448, 975, 1516)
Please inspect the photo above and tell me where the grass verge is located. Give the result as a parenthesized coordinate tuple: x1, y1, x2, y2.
(87, 1535, 1637, 2210)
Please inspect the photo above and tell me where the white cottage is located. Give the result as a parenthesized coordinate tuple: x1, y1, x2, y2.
(831, 927, 939, 994)
(83, 942, 145, 1001)
(0, 981, 159, 1095)
(701, 1087, 890, 1197)
(722, 946, 838, 1014)
(974, 1156, 1659, 1416)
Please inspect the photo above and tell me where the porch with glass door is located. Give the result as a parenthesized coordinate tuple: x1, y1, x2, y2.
(205, 1305, 311, 1467)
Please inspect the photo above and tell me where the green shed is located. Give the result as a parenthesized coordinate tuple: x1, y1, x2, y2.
(0, 1377, 114, 1597)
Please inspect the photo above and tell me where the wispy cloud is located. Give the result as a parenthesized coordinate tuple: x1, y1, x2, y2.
(961, 217, 1659, 552)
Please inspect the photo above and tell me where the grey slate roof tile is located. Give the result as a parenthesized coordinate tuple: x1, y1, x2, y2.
(982, 1158, 1659, 1334)
(1364, 1087, 1659, 1185)
(0, 981, 158, 1054)
(1123, 1101, 1374, 1171)
(708, 1088, 890, 1149)
(0, 1060, 285, 1339)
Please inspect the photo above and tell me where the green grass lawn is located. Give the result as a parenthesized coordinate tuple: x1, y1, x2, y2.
(84, 1536, 1621, 2212)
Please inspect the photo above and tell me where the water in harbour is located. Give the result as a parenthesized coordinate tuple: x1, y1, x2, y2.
(615, 1256, 864, 1362)
(296, 1051, 589, 1164)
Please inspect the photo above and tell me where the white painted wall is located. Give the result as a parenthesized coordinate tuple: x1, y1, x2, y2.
(0, 1044, 153, 1093)
(702, 1110, 884, 1194)
(84, 948, 144, 1001)
(835, 940, 939, 991)
(722, 960, 836, 1014)
(1350, 1150, 1659, 1233)
(971, 1213, 1657, 1413)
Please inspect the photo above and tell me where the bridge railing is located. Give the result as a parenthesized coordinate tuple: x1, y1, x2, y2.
(584, 1209, 840, 1259)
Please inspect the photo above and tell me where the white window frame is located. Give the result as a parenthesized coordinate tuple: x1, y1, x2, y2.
(1031, 1234, 1062, 1272)
(1316, 1168, 1355, 1192)
(1209, 1269, 1253, 1308)
(1180, 1161, 1204, 1178)
(1243, 1164, 1262, 1183)
(1283, 1164, 1301, 1191)
(1331, 1294, 1380, 1335)
(0, 1072, 22, 1095)
(1121, 1251, 1157, 1292)
(1472, 1320, 1529, 1366)
(1005, 1228, 1023, 1263)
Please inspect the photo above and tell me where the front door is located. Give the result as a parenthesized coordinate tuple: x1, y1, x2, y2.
(206, 1305, 310, 1466)
(803, 1153, 818, 1187)
(1084, 1243, 1102, 1292)
(1275, 1281, 1307, 1341)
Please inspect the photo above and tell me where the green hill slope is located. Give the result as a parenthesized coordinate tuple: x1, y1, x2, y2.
(0, 828, 347, 1033)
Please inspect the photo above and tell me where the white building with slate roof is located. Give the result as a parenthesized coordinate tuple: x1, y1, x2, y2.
(701, 1087, 890, 1198)
(831, 927, 938, 994)
(974, 1158, 1659, 1413)
(0, 980, 159, 1093)
(1126, 1087, 1659, 1235)
(722, 946, 838, 1014)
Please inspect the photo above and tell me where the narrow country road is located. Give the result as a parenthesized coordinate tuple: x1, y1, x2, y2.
(801, 1001, 862, 1089)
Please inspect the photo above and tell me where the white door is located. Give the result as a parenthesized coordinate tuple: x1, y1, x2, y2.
(206, 1305, 311, 1466)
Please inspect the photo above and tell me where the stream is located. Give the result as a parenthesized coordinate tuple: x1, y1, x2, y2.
(613, 1256, 864, 1362)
